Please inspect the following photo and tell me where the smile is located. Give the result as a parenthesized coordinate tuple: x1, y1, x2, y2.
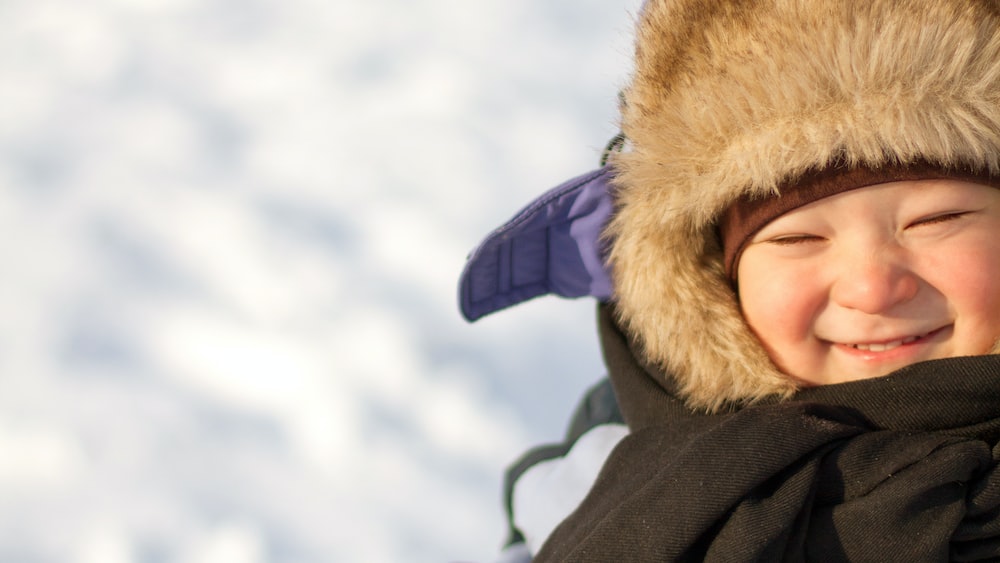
(845, 330, 938, 352)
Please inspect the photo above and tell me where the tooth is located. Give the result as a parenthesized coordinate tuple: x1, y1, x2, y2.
(849, 332, 932, 351)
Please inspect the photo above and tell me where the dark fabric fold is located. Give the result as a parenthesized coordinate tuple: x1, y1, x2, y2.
(535, 304, 1000, 562)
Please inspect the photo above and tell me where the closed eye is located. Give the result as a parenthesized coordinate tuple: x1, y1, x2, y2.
(907, 211, 971, 229)
(765, 234, 824, 246)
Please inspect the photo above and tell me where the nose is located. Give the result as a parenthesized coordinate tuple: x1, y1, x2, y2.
(829, 249, 919, 314)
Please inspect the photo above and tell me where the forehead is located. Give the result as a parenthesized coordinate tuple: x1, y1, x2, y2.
(722, 174, 1000, 279)
(764, 179, 999, 225)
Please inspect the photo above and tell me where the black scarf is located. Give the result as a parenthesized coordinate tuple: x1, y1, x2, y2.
(535, 305, 1000, 562)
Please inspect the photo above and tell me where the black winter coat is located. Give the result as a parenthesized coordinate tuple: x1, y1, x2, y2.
(535, 305, 1000, 562)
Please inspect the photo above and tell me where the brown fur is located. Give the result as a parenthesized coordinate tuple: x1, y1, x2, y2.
(608, 0, 1000, 411)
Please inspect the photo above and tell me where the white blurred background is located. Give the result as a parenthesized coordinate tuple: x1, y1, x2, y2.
(0, 1, 640, 561)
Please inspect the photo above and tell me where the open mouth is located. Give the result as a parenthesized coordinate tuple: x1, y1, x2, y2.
(844, 328, 941, 352)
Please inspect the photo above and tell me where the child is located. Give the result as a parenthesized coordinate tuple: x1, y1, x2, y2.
(460, 0, 1000, 560)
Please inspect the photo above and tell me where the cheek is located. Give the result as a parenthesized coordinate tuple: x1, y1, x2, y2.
(738, 253, 829, 382)
(936, 245, 1000, 348)
(737, 260, 818, 347)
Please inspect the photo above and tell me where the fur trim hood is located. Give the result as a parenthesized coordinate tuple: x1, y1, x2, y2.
(608, 0, 1000, 411)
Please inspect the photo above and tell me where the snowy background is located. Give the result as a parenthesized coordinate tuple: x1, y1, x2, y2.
(0, 0, 640, 561)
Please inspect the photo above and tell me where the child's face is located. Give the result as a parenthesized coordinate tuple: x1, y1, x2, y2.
(737, 179, 1000, 386)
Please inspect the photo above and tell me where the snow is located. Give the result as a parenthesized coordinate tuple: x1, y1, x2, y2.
(0, 0, 641, 561)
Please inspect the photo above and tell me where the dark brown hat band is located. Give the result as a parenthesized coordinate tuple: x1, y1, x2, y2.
(718, 161, 1000, 280)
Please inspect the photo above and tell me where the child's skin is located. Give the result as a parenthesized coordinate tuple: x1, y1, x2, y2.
(737, 180, 1000, 386)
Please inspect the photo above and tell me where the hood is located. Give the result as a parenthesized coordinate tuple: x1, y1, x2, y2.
(607, 0, 1000, 410)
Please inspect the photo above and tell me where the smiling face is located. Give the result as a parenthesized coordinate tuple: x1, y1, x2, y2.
(736, 179, 1000, 386)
